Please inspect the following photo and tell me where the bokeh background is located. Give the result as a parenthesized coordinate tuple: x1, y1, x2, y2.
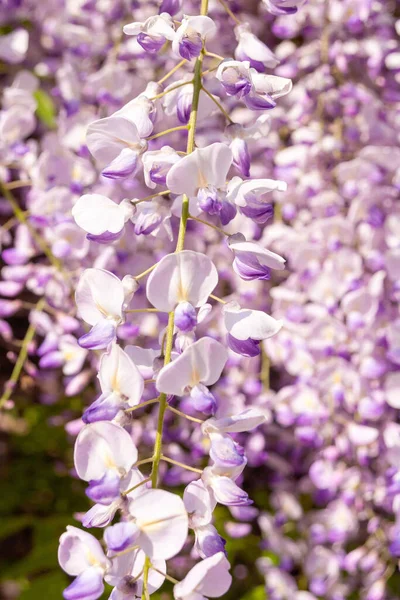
(1, 0, 400, 599)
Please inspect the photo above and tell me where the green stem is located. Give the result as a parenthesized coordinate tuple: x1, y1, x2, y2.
(150, 79, 193, 101)
(157, 58, 187, 85)
(141, 3, 209, 595)
(201, 85, 233, 123)
(209, 293, 227, 305)
(134, 263, 158, 281)
(189, 214, 230, 236)
(0, 298, 45, 410)
(161, 454, 203, 474)
(217, 0, 241, 24)
(167, 405, 204, 424)
(147, 125, 189, 141)
(122, 476, 151, 496)
(132, 190, 171, 204)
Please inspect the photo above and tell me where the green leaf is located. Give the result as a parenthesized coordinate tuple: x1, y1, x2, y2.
(33, 89, 57, 129)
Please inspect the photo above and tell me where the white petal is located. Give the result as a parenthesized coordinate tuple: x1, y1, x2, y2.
(86, 116, 142, 167)
(186, 15, 217, 38)
(203, 408, 267, 434)
(167, 143, 233, 196)
(122, 22, 143, 35)
(58, 525, 109, 576)
(174, 552, 231, 598)
(252, 73, 292, 99)
(146, 250, 218, 312)
(130, 489, 188, 560)
(74, 422, 138, 481)
(99, 344, 144, 406)
(385, 372, 400, 409)
(223, 303, 282, 341)
(75, 268, 125, 326)
(228, 238, 286, 270)
(0, 29, 29, 64)
(72, 194, 130, 235)
(184, 479, 216, 529)
(156, 337, 228, 395)
(227, 178, 287, 207)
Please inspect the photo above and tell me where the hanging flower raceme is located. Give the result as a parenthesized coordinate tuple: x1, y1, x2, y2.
(52, 0, 296, 597)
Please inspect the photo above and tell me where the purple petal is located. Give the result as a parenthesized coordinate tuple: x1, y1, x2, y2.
(159, 0, 181, 15)
(104, 521, 140, 553)
(137, 33, 165, 54)
(240, 203, 274, 224)
(63, 567, 104, 600)
(212, 476, 253, 506)
(179, 34, 202, 60)
(174, 302, 197, 333)
(177, 93, 192, 124)
(210, 436, 246, 468)
(86, 230, 123, 244)
(233, 256, 271, 281)
(82, 392, 122, 424)
(231, 138, 251, 178)
(190, 384, 217, 415)
(220, 200, 237, 226)
(78, 320, 116, 350)
(227, 334, 261, 358)
(39, 350, 64, 369)
(244, 93, 276, 111)
(102, 149, 138, 180)
(86, 470, 121, 505)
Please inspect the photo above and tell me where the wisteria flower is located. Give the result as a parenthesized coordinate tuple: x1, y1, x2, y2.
(223, 301, 283, 357)
(74, 421, 138, 508)
(128, 489, 188, 560)
(228, 233, 286, 281)
(172, 15, 217, 60)
(156, 337, 228, 414)
(234, 23, 278, 69)
(86, 116, 147, 179)
(72, 194, 135, 243)
(58, 526, 111, 600)
(146, 250, 218, 315)
(75, 269, 136, 349)
(123, 13, 176, 53)
(167, 143, 233, 217)
(83, 343, 144, 423)
(262, 0, 304, 14)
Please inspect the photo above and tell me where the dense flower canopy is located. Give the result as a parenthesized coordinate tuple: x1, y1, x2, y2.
(0, 0, 399, 599)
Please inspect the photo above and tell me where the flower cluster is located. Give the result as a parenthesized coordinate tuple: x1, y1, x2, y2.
(0, 0, 296, 598)
(2, 0, 399, 598)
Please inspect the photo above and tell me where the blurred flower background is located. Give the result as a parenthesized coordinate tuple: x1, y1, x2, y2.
(0, 0, 400, 598)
